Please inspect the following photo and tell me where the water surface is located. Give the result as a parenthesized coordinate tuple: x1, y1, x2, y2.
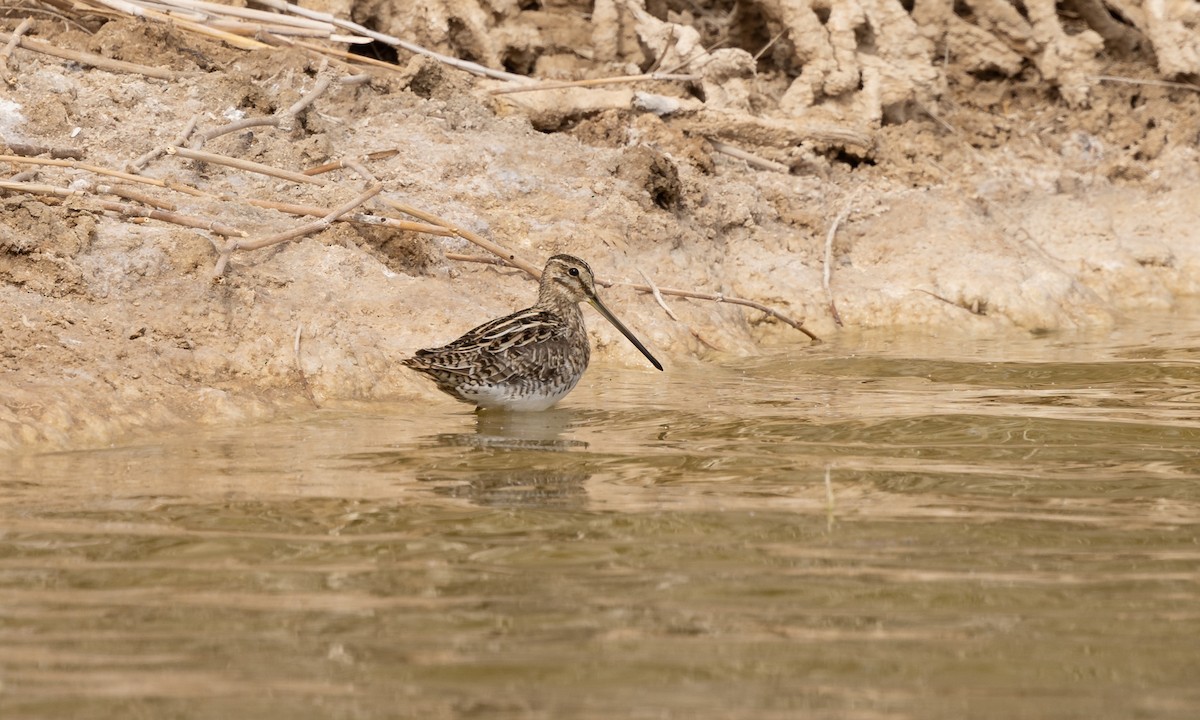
(3, 311, 1200, 719)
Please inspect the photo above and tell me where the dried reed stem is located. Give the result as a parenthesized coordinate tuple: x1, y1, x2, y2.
(94, 183, 177, 210)
(2, 140, 83, 160)
(192, 66, 336, 147)
(82, 0, 270, 50)
(303, 150, 399, 176)
(489, 72, 700, 95)
(127, 113, 200, 172)
(99, 201, 247, 237)
(0, 180, 246, 236)
(1093, 74, 1200, 93)
(0, 17, 32, 86)
(709, 140, 789, 173)
(245, 196, 453, 236)
(0, 27, 184, 79)
(0, 154, 213, 197)
(255, 0, 529, 82)
(169, 146, 329, 186)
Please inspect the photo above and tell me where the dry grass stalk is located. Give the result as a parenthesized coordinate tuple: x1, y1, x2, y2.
(380, 199, 545, 280)
(0, 180, 77, 197)
(0, 27, 185, 79)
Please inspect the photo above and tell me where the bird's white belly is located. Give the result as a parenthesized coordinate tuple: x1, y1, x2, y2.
(461, 377, 581, 411)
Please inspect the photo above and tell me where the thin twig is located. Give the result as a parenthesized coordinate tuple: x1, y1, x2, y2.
(824, 188, 861, 327)
(0, 180, 68, 197)
(94, 183, 176, 210)
(0, 154, 213, 197)
(245, 196, 454, 236)
(212, 183, 383, 277)
(753, 28, 787, 62)
(98, 200, 247, 237)
(304, 157, 547, 280)
(709, 140, 789, 173)
(2, 140, 84, 160)
(638, 268, 722, 351)
(913, 288, 987, 316)
(127, 113, 200, 173)
(294, 323, 319, 408)
(443, 252, 517, 267)
(235, 185, 382, 251)
(637, 268, 678, 321)
(302, 150, 400, 176)
(80, 0, 271, 50)
(384, 200, 544, 279)
(169, 146, 329, 186)
(0, 28, 185, 79)
(607, 280, 820, 341)
(0, 17, 32, 86)
(1093, 74, 1200, 93)
(0, 180, 246, 236)
(489, 72, 700, 95)
(192, 64, 336, 147)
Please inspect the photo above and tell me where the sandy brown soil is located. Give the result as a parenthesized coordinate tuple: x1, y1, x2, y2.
(2, 1, 1199, 452)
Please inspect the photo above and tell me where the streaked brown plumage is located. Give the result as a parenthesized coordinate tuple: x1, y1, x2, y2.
(403, 254, 663, 411)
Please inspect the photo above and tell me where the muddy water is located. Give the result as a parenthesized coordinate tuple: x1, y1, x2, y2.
(3, 311, 1200, 720)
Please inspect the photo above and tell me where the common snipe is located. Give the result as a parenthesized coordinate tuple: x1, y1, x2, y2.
(403, 254, 663, 411)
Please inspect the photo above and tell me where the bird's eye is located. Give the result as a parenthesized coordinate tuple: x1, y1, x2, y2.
(568, 268, 579, 277)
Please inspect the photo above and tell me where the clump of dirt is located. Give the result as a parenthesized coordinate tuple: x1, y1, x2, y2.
(1, 2, 1199, 451)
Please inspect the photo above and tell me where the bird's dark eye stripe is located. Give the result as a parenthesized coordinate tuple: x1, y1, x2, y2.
(568, 268, 579, 276)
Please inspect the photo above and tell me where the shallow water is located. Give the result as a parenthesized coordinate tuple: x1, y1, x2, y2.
(3, 311, 1200, 719)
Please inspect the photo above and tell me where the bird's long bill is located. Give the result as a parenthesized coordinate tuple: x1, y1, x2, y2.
(588, 296, 664, 371)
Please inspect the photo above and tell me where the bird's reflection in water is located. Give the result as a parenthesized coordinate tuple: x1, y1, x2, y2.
(431, 409, 587, 451)
(424, 408, 592, 508)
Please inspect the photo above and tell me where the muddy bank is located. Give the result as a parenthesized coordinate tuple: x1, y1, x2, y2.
(2, 2, 1199, 452)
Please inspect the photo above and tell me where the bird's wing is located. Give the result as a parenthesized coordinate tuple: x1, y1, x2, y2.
(405, 309, 570, 382)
